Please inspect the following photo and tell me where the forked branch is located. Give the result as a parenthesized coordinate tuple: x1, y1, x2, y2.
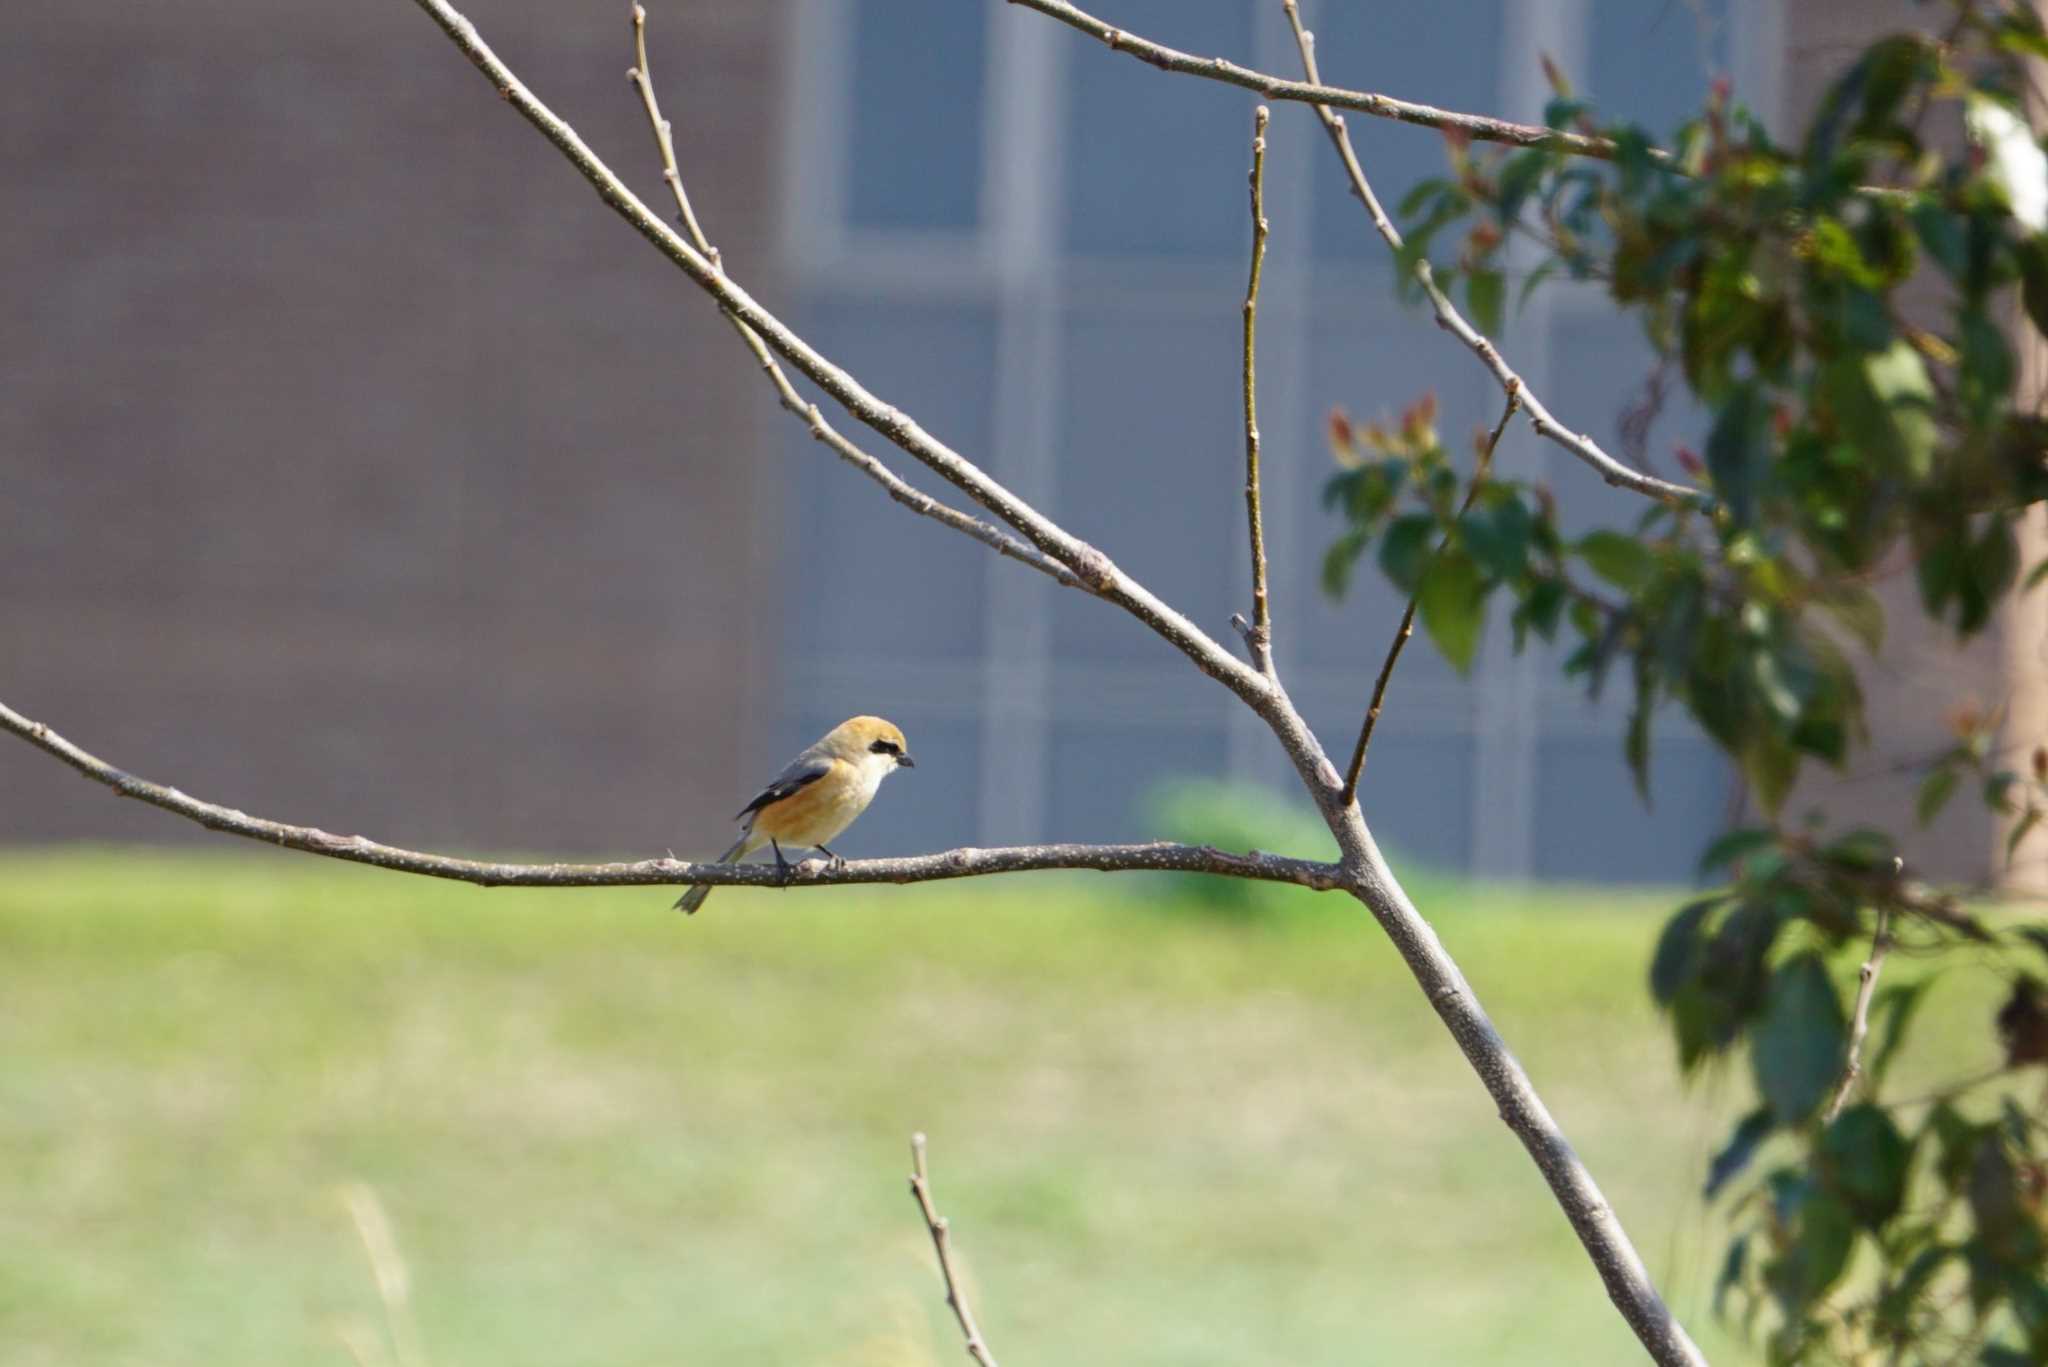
(1338, 389, 1520, 806)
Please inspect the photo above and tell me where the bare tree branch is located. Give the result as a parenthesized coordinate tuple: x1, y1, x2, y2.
(125, 7, 1706, 1361)
(1823, 893, 1897, 1124)
(408, 0, 1272, 714)
(625, 7, 1085, 593)
(1339, 389, 1520, 807)
(0, 699, 1346, 893)
(1007, 0, 1637, 163)
(908, 1134, 999, 1367)
(1275, 3, 1705, 510)
(1240, 105, 1275, 678)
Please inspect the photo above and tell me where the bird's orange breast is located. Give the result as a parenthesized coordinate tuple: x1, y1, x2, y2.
(751, 760, 868, 846)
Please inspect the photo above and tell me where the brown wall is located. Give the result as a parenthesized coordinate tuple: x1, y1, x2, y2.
(2, 1, 784, 855)
(1779, 0, 2031, 882)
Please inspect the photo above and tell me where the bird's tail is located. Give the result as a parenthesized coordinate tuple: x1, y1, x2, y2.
(675, 831, 755, 914)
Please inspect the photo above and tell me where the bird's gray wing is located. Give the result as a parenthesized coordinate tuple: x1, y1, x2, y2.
(734, 756, 833, 821)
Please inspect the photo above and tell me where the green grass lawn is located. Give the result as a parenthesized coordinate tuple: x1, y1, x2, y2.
(5, 848, 1996, 1366)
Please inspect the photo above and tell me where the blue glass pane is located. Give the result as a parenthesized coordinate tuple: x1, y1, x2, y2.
(787, 297, 998, 662)
(1063, 0, 1256, 258)
(1045, 720, 1229, 842)
(1310, 1, 1505, 262)
(1586, 0, 1733, 139)
(848, 0, 986, 231)
(1532, 732, 1731, 882)
(1050, 298, 1244, 661)
(1340, 729, 1477, 873)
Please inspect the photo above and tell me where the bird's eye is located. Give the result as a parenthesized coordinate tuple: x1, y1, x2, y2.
(870, 739, 900, 755)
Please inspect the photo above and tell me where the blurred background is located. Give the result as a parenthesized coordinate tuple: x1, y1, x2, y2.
(2, 1, 2012, 1364)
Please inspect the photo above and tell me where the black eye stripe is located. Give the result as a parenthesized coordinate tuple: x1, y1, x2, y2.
(869, 739, 900, 754)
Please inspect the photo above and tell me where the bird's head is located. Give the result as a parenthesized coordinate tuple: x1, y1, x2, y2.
(824, 715, 916, 773)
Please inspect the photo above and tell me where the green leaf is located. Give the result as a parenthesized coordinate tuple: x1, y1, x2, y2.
(2016, 925, 2048, 967)
(1321, 527, 1368, 599)
(2006, 806, 2042, 863)
(1917, 766, 1961, 826)
(1510, 576, 1567, 647)
(1820, 827, 1893, 872)
(1466, 268, 1504, 335)
(1516, 259, 1559, 312)
(1995, 7, 2048, 60)
(1911, 198, 1969, 280)
(1576, 529, 1657, 592)
(1742, 733, 1801, 816)
(1376, 515, 1435, 593)
(1962, 521, 2021, 635)
(1714, 1235, 1750, 1317)
(1707, 384, 1769, 527)
(1815, 586, 1885, 654)
(1699, 827, 1779, 877)
(1818, 1104, 1912, 1228)
(1768, 1189, 1856, 1308)
(1706, 1107, 1776, 1199)
(1397, 177, 1456, 220)
(1460, 494, 1534, 579)
(1651, 897, 1720, 1005)
(1417, 549, 1487, 674)
(1831, 341, 1939, 480)
(1751, 952, 1848, 1126)
(1625, 682, 1653, 801)
(1960, 306, 2016, 424)
(1496, 150, 1549, 227)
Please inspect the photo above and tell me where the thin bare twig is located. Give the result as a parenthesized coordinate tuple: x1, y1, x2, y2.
(1823, 894, 1897, 1124)
(625, 7, 1085, 592)
(1241, 105, 1275, 677)
(1339, 390, 1520, 806)
(0, 698, 1340, 893)
(1276, 3, 1703, 509)
(1007, 0, 1637, 163)
(908, 1134, 999, 1367)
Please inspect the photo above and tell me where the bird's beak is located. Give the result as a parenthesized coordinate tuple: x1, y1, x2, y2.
(897, 753, 916, 768)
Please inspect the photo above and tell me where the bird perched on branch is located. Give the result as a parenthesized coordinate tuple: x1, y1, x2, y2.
(675, 715, 915, 914)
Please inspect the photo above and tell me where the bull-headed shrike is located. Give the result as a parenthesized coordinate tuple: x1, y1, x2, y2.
(675, 715, 915, 913)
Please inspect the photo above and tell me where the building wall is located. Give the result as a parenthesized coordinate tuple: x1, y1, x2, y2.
(770, 0, 1759, 879)
(2, 1, 782, 855)
(10, 1, 1989, 885)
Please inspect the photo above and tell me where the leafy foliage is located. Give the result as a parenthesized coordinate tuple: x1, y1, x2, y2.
(1318, 4, 2048, 1358)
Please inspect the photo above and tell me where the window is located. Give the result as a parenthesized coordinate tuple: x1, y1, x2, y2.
(777, 0, 1765, 878)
